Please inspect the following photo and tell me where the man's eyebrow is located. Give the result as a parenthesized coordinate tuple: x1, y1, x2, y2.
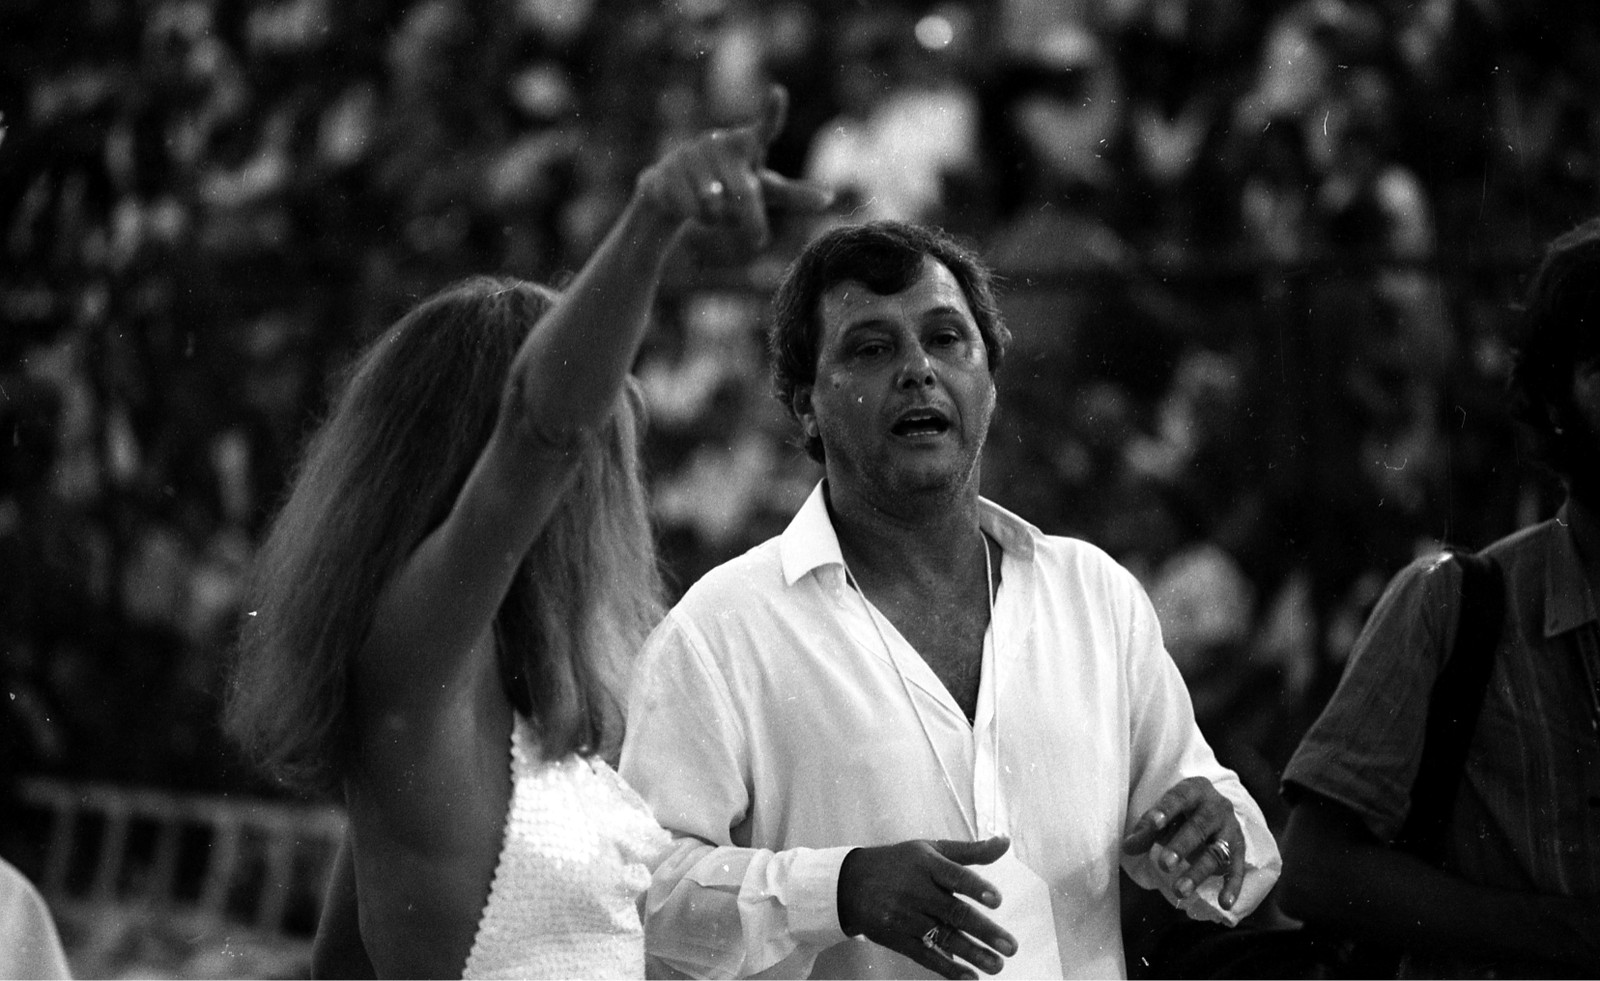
(831, 304, 972, 335)
(834, 316, 893, 335)
(919, 303, 977, 325)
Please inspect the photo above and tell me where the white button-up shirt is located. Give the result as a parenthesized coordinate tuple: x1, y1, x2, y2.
(621, 483, 1281, 979)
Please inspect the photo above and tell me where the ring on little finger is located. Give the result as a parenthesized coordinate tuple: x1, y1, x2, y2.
(1206, 837, 1232, 866)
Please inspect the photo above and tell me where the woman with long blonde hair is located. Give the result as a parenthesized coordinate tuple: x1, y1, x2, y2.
(223, 88, 829, 978)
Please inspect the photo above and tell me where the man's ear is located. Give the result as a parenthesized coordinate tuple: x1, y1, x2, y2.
(792, 386, 818, 438)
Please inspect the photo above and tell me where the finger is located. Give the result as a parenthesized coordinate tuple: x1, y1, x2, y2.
(1220, 829, 1246, 910)
(648, 149, 724, 223)
(928, 837, 1009, 906)
(694, 176, 730, 224)
(937, 927, 1008, 977)
(1126, 800, 1177, 851)
(636, 163, 687, 220)
(931, 835, 1011, 867)
(1160, 791, 1231, 875)
(750, 83, 789, 152)
(1121, 803, 1174, 855)
(1172, 827, 1242, 902)
(940, 894, 1018, 962)
(727, 170, 771, 247)
(703, 87, 784, 173)
(1124, 778, 1206, 859)
(1171, 843, 1218, 899)
(898, 920, 996, 981)
(899, 937, 979, 981)
(758, 170, 836, 213)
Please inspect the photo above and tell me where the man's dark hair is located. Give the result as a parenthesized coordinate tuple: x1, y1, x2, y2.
(767, 219, 1011, 462)
(1508, 216, 1600, 493)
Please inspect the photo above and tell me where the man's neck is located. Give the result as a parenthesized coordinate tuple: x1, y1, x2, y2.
(823, 478, 987, 596)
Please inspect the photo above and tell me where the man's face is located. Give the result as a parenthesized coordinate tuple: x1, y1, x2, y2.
(1572, 360, 1600, 434)
(1566, 360, 1600, 489)
(795, 256, 996, 505)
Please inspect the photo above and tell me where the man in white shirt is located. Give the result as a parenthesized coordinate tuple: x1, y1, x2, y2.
(620, 219, 1281, 980)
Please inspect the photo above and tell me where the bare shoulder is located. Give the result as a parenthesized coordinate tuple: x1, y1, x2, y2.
(346, 642, 512, 845)
(343, 675, 514, 977)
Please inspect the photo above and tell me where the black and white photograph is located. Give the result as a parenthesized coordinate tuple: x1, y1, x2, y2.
(1, 0, 1596, 977)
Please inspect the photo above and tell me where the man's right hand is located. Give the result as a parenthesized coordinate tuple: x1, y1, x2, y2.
(836, 836, 1018, 980)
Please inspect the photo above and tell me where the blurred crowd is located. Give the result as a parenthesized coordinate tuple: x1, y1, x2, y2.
(3, 0, 1599, 829)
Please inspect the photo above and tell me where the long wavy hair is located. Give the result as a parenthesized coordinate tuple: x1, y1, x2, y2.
(224, 276, 664, 794)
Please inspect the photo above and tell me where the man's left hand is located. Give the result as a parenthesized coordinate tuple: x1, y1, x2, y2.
(1121, 776, 1246, 910)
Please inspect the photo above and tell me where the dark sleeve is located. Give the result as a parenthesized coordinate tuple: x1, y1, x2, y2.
(1280, 554, 1460, 843)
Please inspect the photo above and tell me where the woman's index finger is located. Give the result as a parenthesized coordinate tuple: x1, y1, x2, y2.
(751, 83, 789, 150)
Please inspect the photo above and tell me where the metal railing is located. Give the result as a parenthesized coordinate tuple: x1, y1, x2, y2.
(14, 777, 346, 977)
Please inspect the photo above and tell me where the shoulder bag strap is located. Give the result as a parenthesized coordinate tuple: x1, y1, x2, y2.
(1394, 550, 1506, 860)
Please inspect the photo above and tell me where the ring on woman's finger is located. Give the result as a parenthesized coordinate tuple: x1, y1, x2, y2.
(1206, 837, 1232, 866)
(701, 179, 726, 202)
(920, 924, 948, 952)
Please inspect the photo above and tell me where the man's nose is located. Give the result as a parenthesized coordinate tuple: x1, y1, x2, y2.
(896, 348, 935, 388)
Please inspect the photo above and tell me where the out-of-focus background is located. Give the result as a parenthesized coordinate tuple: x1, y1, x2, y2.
(2, 0, 1596, 975)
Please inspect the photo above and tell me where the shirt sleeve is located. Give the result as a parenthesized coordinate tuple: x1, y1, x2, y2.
(1116, 572, 1283, 925)
(1281, 554, 1457, 843)
(0, 859, 72, 980)
(620, 614, 853, 979)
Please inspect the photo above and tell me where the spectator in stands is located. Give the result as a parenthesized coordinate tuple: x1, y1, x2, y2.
(0, 856, 71, 979)
(1278, 215, 1600, 976)
(803, 7, 979, 227)
(1102, 0, 1258, 259)
(982, 20, 1130, 276)
(222, 88, 831, 978)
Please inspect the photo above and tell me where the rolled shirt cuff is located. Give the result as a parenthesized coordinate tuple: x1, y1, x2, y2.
(785, 845, 856, 946)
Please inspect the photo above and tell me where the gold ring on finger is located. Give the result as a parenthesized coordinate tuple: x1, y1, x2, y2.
(1206, 837, 1232, 866)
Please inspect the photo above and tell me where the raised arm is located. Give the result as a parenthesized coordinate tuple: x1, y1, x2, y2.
(338, 88, 831, 978)
(358, 86, 831, 714)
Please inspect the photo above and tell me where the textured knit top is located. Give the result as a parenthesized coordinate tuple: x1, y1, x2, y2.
(463, 713, 669, 980)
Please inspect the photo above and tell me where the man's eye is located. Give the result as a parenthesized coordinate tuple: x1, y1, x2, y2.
(855, 342, 889, 358)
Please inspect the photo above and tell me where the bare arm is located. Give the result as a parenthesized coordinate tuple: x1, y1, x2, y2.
(1278, 792, 1600, 971)
(341, 88, 831, 977)
(311, 833, 374, 980)
(357, 85, 830, 720)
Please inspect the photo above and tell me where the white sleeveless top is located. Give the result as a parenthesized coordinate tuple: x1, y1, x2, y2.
(463, 714, 669, 980)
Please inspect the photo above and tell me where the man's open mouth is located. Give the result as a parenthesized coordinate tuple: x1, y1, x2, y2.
(891, 410, 951, 437)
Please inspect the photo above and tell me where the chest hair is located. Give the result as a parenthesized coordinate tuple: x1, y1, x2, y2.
(875, 587, 991, 722)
